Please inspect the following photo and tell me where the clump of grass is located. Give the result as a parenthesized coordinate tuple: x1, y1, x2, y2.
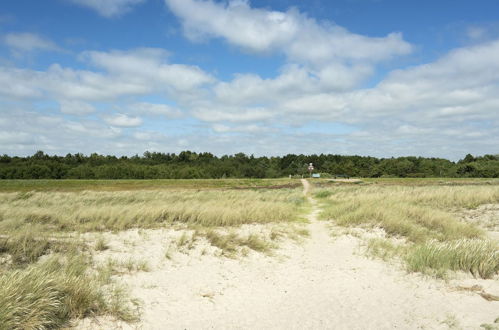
(164, 244, 174, 260)
(204, 231, 239, 256)
(176, 231, 197, 251)
(406, 239, 499, 279)
(295, 228, 310, 237)
(0, 230, 78, 267)
(243, 234, 271, 252)
(95, 236, 109, 251)
(0, 232, 51, 266)
(0, 254, 138, 329)
(366, 238, 406, 261)
(203, 230, 271, 257)
(100, 258, 151, 275)
(314, 190, 333, 199)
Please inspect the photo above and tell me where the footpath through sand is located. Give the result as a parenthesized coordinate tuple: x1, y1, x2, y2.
(79, 179, 499, 329)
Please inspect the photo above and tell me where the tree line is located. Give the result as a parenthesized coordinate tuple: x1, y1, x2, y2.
(0, 151, 498, 179)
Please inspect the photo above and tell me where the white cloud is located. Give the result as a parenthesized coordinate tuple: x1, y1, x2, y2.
(59, 100, 96, 115)
(66, 0, 146, 18)
(192, 107, 273, 123)
(81, 48, 214, 92)
(0, 48, 214, 102)
(164, 0, 412, 65)
(344, 39, 499, 122)
(0, 5, 498, 160)
(0, 131, 34, 145)
(3, 32, 61, 53)
(212, 123, 270, 133)
(103, 113, 143, 127)
(132, 102, 183, 118)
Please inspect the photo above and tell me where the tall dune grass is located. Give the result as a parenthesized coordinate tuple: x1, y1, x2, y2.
(318, 185, 499, 278)
(406, 239, 499, 279)
(0, 187, 305, 328)
(318, 185, 499, 242)
(0, 188, 305, 232)
(0, 254, 138, 329)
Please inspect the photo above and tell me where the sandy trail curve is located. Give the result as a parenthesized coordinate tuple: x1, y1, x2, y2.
(79, 180, 499, 329)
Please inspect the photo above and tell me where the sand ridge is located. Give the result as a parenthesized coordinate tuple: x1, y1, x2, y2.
(77, 180, 499, 329)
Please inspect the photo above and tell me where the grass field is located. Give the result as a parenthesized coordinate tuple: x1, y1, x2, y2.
(315, 183, 499, 278)
(0, 178, 299, 192)
(2, 177, 498, 328)
(0, 179, 306, 328)
(312, 177, 499, 186)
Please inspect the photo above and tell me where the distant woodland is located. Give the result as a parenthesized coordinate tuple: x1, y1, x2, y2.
(0, 151, 498, 179)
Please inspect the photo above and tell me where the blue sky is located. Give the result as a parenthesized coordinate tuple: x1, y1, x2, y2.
(1, 0, 498, 160)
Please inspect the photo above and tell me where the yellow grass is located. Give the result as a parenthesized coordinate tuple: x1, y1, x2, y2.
(318, 185, 499, 278)
(0, 186, 306, 328)
(0, 188, 306, 232)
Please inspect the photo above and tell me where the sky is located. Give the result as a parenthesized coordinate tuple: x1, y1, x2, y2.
(0, 0, 498, 160)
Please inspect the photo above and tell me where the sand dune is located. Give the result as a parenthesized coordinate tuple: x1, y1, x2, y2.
(77, 180, 499, 329)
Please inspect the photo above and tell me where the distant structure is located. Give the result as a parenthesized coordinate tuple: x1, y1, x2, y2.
(308, 163, 314, 177)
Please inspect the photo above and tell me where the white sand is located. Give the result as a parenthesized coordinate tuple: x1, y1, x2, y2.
(77, 180, 499, 329)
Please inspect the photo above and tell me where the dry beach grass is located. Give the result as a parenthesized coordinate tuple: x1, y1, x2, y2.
(317, 184, 499, 278)
(0, 185, 307, 328)
(1, 178, 498, 329)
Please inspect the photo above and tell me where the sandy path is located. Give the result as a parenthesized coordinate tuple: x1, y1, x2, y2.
(79, 180, 499, 329)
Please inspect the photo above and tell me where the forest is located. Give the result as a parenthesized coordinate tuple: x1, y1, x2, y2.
(0, 151, 498, 179)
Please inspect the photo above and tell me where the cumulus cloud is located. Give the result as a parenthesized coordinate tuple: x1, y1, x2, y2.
(211, 123, 271, 133)
(66, 0, 146, 18)
(3, 32, 61, 54)
(132, 102, 183, 118)
(0, 131, 35, 145)
(344, 39, 499, 122)
(103, 113, 143, 127)
(0, 1, 498, 159)
(0, 48, 214, 102)
(81, 48, 214, 92)
(192, 106, 273, 123)
(164, 0, 412, 65)
(59, 100, 96, 115)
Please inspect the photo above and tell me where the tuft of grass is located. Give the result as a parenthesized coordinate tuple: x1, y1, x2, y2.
(314, 190, 333, 199)
(406, 239, 499, 279)
(0, 254, 138, 329)
(366, 238, 405, 261)
(95, 236, 109, 251)
(164, 244, 174, 260)
(202, 230, 271, 257)
(243, 234, 271, 252)
(204, 230, 239, 256)
(100, 258, 151, 275)
(0, 230, 78, 267)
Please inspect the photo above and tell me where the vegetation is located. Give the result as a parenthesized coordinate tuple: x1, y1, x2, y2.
(0, 254, 139, 329)
(0, 189, 305, 232)
(406, 239, 499, 279)
(1, 151, 499, 180)
(0, 178, 299, 192)
(0, 185, 306, 328)
(318, 184, 499, 278)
